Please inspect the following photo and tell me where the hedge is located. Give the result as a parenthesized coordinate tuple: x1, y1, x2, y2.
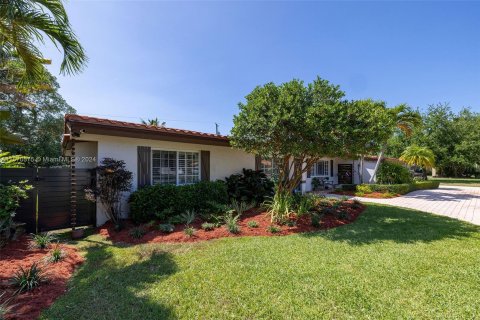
(129, 181, 229, 223)
(357, 180, 440, 195)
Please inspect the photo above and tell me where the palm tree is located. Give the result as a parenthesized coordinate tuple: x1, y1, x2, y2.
(0, 0, 87, 86)
(369, 104, 422, 182)
(141, 118, 166, 127)
(0, 150, 27, 168)
(400, 145, 435, 180)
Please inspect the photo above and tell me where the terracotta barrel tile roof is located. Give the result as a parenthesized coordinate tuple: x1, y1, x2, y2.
(64, 114, 229, 141)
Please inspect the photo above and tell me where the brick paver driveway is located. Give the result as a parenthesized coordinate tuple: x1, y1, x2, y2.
(350, 185, 480, 225)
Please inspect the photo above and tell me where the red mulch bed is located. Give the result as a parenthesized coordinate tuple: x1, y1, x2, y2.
(332, 190, 399, 199)
(0, 237, 84, 320)
(99, 201, 365, 245)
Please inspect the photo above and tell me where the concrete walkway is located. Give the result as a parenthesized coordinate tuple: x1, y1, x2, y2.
(336, 185, 480, 226)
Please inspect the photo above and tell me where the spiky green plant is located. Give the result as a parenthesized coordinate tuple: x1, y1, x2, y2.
(264, 192, 294, 223)
(201, 222, 215, 231)
(184, 226, 196, 238)
(47, 243, 65, 263)
(0, 292, 16, 320)
(29, 232, 55, 249)
(224, 213, 240, 234)
(247, 220, 259, 228)
(158, 223, 175, 233)
(266, 225, 281, 233)
(10, 262, 47, 293)
(180, 210, 196, 225)
(230, 199, 255, 216)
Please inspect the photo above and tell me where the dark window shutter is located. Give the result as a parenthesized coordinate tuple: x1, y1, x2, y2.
(255, 155, 262, 171)
(201, 150, 210, 181)
(137, 146, 151, 188)
(307, 164, 312, 178)
(330, 160, 334, 177)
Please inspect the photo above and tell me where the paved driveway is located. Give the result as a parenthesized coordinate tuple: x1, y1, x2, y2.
(348, 185, 480, 225)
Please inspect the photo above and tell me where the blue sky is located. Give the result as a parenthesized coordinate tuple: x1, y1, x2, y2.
(45, 1, 480, 134)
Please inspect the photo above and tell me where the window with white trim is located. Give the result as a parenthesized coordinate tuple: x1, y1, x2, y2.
(152, 150, 200, 185)
(260, 158, 279, 180)
(312, 160, 329, 177)
(178, 151, 200, 185)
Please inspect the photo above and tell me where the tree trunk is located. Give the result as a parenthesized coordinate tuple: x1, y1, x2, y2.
(359, 155, 364, 184)
(369, 149, 384, 183)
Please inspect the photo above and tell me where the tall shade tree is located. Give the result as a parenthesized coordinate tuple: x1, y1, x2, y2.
(231, 77, 393, 194)
(0, 0, 87, 86)
(400, 145, 435, 180)
(1, 73, 76, 166)
(369, 104, 422, 182)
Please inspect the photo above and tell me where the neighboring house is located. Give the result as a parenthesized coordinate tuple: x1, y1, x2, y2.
(62, 115, 397, 225)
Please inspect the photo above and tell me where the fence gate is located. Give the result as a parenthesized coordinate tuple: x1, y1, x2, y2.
(0, 168, 96, 233)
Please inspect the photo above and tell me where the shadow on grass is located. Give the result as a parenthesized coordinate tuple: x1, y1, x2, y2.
(301, 204, 480, 245)
(42, 240, 179, 320)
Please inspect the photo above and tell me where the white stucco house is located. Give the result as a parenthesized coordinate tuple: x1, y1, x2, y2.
(62, 114, 388, 225)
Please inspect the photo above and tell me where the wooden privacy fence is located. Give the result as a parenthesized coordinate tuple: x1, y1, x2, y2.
(0, 168, 96, 233)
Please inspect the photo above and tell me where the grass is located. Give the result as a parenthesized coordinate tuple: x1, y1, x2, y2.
(429, 176, 480, 187)
(41, 204, 480, 319)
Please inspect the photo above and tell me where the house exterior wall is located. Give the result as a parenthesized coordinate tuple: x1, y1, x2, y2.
(73, 141, 98, 169)
(301, 158, 378, 192)
(72, 133, 255, 226)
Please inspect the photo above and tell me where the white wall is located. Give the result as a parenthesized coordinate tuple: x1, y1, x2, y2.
(74, 134, 255, 226)
(74, 141, 98, 169)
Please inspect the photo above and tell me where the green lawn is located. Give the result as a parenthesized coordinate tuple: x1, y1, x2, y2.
(42, 204, 480, 319)
(429, 176, 480, 187)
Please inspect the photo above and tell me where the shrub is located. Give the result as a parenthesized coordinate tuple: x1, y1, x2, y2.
(320, 206, 335, 215)
(224, 213, 241, 234)
(356, 184, 373, 194)
(85, 158, 133, 229)
(311, 213, 322, 227)
(129, 181, 228, 223)
(201, 222, 215, 231)
(11, 263, 47, 293)
(47, 244, 65, 263)
(337, 211, 349, 220)
(225, 169, 274, 203)
(355, 191, 365, 197)
(293, 194, 314, 217)
(184, 226, 196, 237)
(29, 232, 56, 249)
(266, 225, 281, 233)
(368, 183, 411, 194)
(311, 177, 322, 191)
(158, 223, 175, 233)
(376, 161, 412, 184)
(414, 181, 440, 190)
(129, 226, 146, 239)
(341, 184, 357, 191)
(247, 220, 259, 228)
(0, 181, 32, 244)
